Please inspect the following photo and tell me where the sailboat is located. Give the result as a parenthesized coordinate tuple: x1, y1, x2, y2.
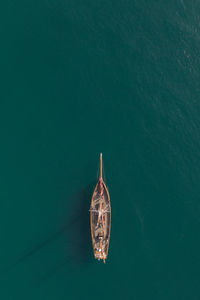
(90, 153, 111, 263)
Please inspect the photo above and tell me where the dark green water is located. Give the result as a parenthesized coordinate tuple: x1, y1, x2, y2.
(1, 1, 200, 299)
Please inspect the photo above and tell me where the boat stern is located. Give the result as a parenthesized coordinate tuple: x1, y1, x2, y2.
(94, 250, 107, 262)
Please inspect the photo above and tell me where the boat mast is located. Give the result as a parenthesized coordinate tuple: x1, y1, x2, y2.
(100, 153, 103, 180)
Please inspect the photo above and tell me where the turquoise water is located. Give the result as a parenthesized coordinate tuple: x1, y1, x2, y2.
(0, 1, 200, 299)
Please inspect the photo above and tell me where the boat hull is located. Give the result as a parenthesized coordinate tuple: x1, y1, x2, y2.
(90, 180, 111, 262)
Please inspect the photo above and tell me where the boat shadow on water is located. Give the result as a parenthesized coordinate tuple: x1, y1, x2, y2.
(65, 183, 94, 264)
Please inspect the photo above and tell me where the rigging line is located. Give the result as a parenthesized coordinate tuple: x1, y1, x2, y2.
(102, 158, 107, 183)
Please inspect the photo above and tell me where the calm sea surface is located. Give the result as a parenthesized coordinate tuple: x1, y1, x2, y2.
(0, 1, 200, 299)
